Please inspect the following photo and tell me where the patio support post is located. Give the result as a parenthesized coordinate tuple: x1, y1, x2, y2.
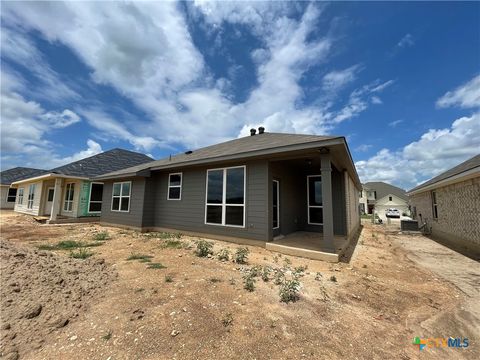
(50, 178, 63, 221)
(320, 151, 335, 252)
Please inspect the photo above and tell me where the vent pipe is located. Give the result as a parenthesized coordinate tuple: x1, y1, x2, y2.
(250, 128, 256, 136)
(258, 126, 265, 134)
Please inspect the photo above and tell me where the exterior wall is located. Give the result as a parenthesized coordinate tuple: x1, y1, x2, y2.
(59, 179, 83, 218)
(40, 179, 55, 215)
(375, 194, 409, 220)
(77, 181, 103, 217)
(410, 176, 480, 251)
(100, 177, 147, 229)
(345, 171, 360, 237)
(153, 160, 269, 241)
(14, 180, 44, 216)
(0, 185, 15, 209)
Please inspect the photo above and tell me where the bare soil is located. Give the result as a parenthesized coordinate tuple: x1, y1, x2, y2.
(0, 211, 478, 359)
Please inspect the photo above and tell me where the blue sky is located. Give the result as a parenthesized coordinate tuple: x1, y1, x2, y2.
(1, 1, 479, 190)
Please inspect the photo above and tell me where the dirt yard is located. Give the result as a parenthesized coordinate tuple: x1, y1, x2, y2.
(1, 211, 478, 360)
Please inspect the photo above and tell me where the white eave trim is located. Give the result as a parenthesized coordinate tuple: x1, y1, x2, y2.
(11, 173, 90, 186)
(407, 166, 480, 196)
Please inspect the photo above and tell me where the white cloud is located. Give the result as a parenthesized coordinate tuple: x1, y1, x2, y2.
(356, 144, 372, 152)
(397, 33, 414, 48)
(48, 139, 103, 168)
(371, 96, 382, 104)
(356, 113, 480, 189)
(322, 65, 360, 92)
(436, 74, 480, 109)
(388, 119, 403, 127)
(41, 109, 81, 128)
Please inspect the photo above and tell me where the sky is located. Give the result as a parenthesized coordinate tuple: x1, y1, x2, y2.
(1, 1, 479, 190)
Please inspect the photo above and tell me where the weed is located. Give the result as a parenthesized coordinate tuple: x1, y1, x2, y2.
(234, 247, 249, 264)
(148, 262, 166, 269)
(314, 272, 323, 281)
(293, 265, 308, 278)
(329, 275, 337, 282)
(102, 331, 112, 341)
(217, 248, 230, 261)
(165, 275, 174, 282)
(209, 277, 222, 283)
(272, 255, 279, 263)
(222, 313, 234, 327)
(229, 278, 236, 285)
(161, 239, 184, 249)
(283, 257, 291, 267)
(127, 253, 153, 262)
(70, 248, 93, 259)
(243, 274, 256, 292)
(279, 278, 300, 303)
(38, 240, 102, 251)
(249, 265, 262, 277)
(261, 266, 271, 282)
(93, 231, 110, 241)
(273, 269, 285, 285)
(195, 240, 214, 257)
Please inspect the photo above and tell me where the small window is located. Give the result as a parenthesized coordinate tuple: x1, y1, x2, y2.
(63, 183, 75, 212)
(27, 184, 35, 209)
(205, 166, 245, 227)
(167, 173, 182, 200)
(307, 175, 323, 225)
(431, 191, 438, 219)
(47, 188, 55, 202)
(88, 183, 103, 213)
(6, 188, 17, 202)
(17, 188, 24, 205)
(112, 181, 131, 212)
(389, 196, 393, 201)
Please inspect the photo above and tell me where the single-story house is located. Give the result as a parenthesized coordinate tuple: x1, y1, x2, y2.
(359, 181, 409, 220)
(10, 149, 152, 223)
(0, 167, 47, 209)
(408, 154, 480, 257)
(96, 129, 362, 262)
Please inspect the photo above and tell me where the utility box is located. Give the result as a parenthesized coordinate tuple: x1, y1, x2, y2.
(401, 220, 419, 231)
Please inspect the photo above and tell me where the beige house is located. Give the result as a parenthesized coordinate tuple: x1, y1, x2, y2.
(359, 181, 409, 220)
(0, 167, 46, 209)
(408, 154, 480, 257)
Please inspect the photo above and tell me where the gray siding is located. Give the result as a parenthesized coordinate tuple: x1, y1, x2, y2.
(100, 177, 146, 228)
(152, 160, 269, 241)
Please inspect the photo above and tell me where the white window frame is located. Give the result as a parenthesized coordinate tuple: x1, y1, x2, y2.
(431, 191, 438, 219)
(27, 184, 35, 209)
(273, 180, 280, 229)
(205, 165, 246, 228)
(63, 183, 75, 212)
(88, 182, 104, 214)
(6, 187, 17, 203)
(307, 175, 323, 225)
(167, 173, 182, 200)
(111, 181, 131, 212)
(17, 188, 24, 205)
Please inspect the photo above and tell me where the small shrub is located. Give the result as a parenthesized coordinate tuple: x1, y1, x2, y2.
(38, 240, 102, 251)
(273, 255, 279, 264)
(209, 277, 222, 283)
(314, 272, 323, 281)
(70, 248, 93, 259)
(165, 275, 174, 282)
(273, 269, 285, 285)
(148, 262, 166, 269)
(279, 278, 300, 303)
(243, 274, 256, 292)
(283, 257, 291, 267)
(93, 231, 110, 241)
(127, 253, 153, 262)
(222, 313, 234, 327)
(235, 247, 249, 264)
(102, 331, 112, 341)
(195, 240, 214, 257)
(330, 275, 337, 282)
(249, 265, 262, 277)
(261, 266, 271, 282)
(293, 265, 308, 278)
(161, 239, 184, 249)
(217, 248, 230, 261)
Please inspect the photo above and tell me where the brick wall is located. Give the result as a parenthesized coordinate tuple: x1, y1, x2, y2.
(410, 176, 480, 249)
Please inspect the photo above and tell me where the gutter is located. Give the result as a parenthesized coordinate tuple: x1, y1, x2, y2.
(11, 173, 90, 186)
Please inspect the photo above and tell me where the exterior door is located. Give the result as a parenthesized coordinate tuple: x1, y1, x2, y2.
(273, 180, 280, 236)
(44, 187, 55, 215)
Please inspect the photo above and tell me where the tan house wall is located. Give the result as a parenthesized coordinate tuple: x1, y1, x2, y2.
(59, 179, 82, 218)
(14, 181, 44, 216)
(0, 185, 15, 209)
(410, 176, 480, 251)
(375, 194, 409, 220)
(345, 172, 360, 238)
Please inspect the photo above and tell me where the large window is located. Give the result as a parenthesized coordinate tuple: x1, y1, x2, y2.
(205, 166, 245, 227)
(89, 183, 104, 213)
(431, 191, 438, 219)
(112, 182, 131, 212)
(17, 188, 24, 205)
(27, 184, 35, 209)
(307, 175, 323, 225)
(6, 188, 17, 203)
(63, 183, 75, 212)
(167, 173, 182, 200)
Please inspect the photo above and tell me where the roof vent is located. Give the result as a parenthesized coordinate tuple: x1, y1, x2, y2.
(258, 126, 265, 134)
(250, 128, 256, 136)
(185, 150, 193, 155)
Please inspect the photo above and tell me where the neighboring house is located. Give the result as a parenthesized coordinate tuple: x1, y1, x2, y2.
(359, 181, 409, 220)
(0, 167, 47, 209)
(11, 149, 153, 223)
(408, 154, 480, 256)
(95, 129, 362, 261)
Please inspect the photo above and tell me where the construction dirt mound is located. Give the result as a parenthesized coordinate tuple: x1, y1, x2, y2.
(0, 240, 115, 359)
